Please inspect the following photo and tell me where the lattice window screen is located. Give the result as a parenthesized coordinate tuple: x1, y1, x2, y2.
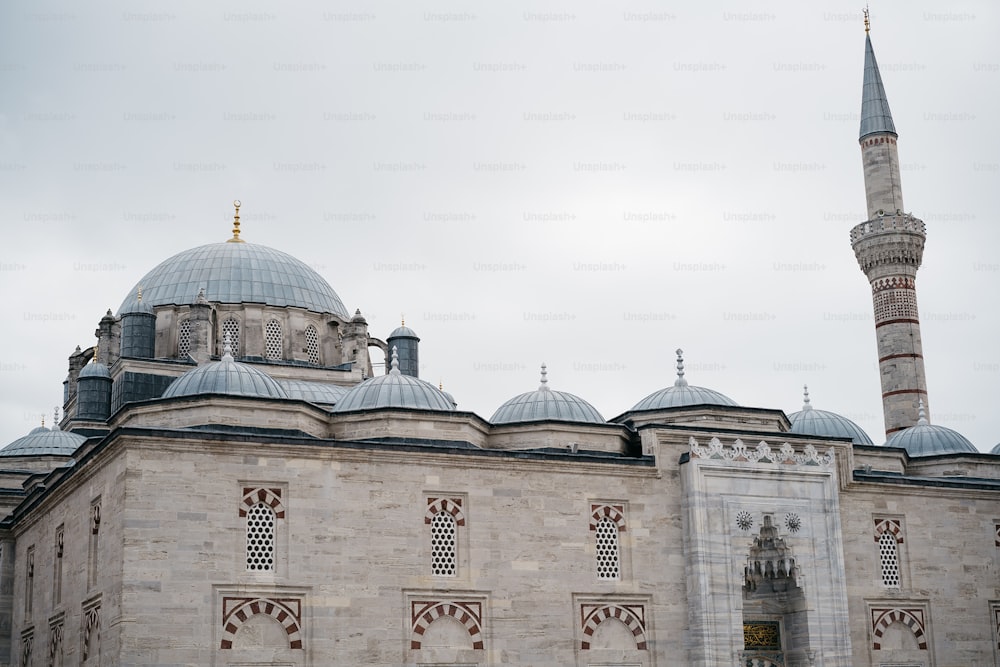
(265, 320, 282, 360)
(430, 512, 457, 576)
(246, 503, 275, 571)
(879, 532, 900, 588)
(305, 324, 320, 364)
(222, 318, 240, 356)
(595, 516, 621, 580)
(177, 320, 191, 358)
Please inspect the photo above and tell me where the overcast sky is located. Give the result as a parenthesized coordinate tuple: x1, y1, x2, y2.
(1, 1, 998, 450)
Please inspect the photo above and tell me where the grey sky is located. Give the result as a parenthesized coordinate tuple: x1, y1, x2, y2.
(1, 1, 998, 449)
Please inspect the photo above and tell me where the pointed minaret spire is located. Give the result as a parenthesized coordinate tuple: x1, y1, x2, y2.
(916, 399, 929, 425)
(851, 24, 931, 438)
(539, 363, 550, 391)
(802, 385, 813, 412)
(674, 349, 688, 387)
(389, 346, 401, 375)
(860, 29, 897, 142)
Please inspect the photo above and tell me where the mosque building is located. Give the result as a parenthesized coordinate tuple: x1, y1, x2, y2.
(1, 22, 998, 667)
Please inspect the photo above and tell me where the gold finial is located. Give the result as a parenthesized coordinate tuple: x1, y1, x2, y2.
(401, 314, 405, 326)
(93, 338, 100, 364)
(40, 414, 45, 428)
(228, 199, 245, 243)
(863, 5, 870, 33)
(439, 380, 443, 390)
(136, 285, 143, 303)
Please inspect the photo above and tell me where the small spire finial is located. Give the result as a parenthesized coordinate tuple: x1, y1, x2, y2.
(802, 385, 813, 411)
(92, 341, 99, 364)
(917, 399, 928, 425)
(136, 285, 143, 303)
(228, 200, 245, 243)
(390, 346, 400, 374)
(196, 287, 208, 305)
(539, 363, 549, 390)
(401, 314, 405, 326)
(863, 4, 870, 34)
(674, 349, 688, 387)
(53, 406, 60, 426)
(222, 332, 234, 360)
(40, 414, 45, 428)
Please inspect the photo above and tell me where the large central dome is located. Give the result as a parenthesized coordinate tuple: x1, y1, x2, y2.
(118, 242, 349, 318)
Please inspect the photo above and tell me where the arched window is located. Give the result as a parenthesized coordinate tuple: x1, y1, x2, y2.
(878, 532, 900, 588)
(430, 512, 457, 576)
(246, 502, 275, 572)
(305, 324, 320, 365)
(595, 516, 621, 580)
(177, 319, 192, 358)
(222, 318, 240, 356)
(265, 319, 282, 360)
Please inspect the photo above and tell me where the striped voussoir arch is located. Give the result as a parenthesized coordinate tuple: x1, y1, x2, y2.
(240, 487, 285, 518)
(424, 497, 465, 526)
(220, 597, 302, 650)
(589, 503, 626, 531)
(871, 607, 927, 650)
(410, 600, 483, 650)
(580, 603, 647, 650)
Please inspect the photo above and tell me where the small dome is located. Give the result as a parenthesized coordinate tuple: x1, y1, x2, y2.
(787, 387, 873, 445)
(163, 345, 287, 400)
(388, 324, 419, 339)
(884, 403, 977, 457)
(491, 364, 604, 424)
(118, 241, 349, 318)
(79, 360, 111, 379)
(277, 379, 348, 405)
(121, 287, 155, 315)
(333, 348, 454, 412)
(1, 426, 86, 457)
(630, 349, 737, 411)
(990, 442, 1000, 455)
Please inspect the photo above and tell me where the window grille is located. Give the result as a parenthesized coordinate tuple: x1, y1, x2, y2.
(177, 319, 191, 358)
(430, 512, 457, 576)
(222, 318, 240, 356)
(305, 324, 320, 364)
(595, 516, 621, 580)
(879, 532, 900, 588)
(265, 319, 282, 360)
(246, 502, 275, 571)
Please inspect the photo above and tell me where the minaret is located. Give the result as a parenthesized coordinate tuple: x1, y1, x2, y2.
(850, 13, 930, 437)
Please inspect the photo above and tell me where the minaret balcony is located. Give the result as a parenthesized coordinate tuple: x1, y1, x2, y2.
(850, 212, 925, 244)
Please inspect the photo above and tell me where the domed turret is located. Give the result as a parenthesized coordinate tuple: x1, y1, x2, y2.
(120, 286, 156, 359)
(630, 349, 737, 412)
(884, 401, 977, 457)
(386, 318, 420, 378)
(491, 364, 604, 425)
(333, 348, 454, 412)
(77, 346, 113, 421)
(788, 386, 873, 445)
(163, 338, 288, 400)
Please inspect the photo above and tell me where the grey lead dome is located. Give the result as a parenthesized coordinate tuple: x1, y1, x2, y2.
(163, 354, 288, 400)
(788, 387, 873, 445)
(1, 427, 86, 457)
(491, 364, 605, 425)
(118, 242, 349, 318)
(630, 349, 737, 412)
